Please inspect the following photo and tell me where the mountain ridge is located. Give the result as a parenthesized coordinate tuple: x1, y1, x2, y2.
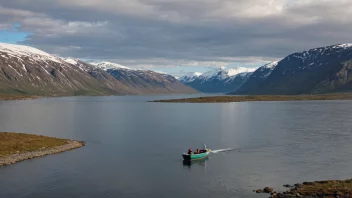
(0, 43, 198, 96)
(234, 44, 352, 95)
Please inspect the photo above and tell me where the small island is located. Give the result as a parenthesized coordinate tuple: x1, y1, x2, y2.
(151, 93, 352, 103)
(0, 132, 85, 166)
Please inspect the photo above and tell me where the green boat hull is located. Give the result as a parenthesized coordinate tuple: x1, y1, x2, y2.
(182, 151, 210, 161)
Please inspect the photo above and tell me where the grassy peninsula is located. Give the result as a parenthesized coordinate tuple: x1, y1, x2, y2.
(0, 132, 85, 166)
(151, 93, 352, 103)
(0, 95, 39, 101)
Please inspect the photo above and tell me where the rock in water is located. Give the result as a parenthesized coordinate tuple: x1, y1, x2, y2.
(264, 187, 274, 193)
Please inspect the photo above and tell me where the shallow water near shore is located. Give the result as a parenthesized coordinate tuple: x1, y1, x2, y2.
(1, 95, 352, 198)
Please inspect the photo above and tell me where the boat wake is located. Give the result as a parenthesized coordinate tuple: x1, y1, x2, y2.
(210, 148, 236, 153)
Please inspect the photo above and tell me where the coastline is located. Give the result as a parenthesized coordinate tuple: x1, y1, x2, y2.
(0, 132, 85, 167)
(0, 95, 40, 101)
(150, 93, 352, 103)
(255, 179, 352, 198)
(0, 92, 201, 101)
(0, 140, 85, 167)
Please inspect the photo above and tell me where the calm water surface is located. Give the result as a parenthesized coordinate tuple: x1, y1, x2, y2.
(1, 95, 352, 198)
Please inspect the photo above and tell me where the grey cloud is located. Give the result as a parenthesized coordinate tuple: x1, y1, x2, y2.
(0, 0, 352, 69)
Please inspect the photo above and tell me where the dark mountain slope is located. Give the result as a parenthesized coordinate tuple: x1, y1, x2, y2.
(234, 44, 352, 95)
(106, 68, 197, 94)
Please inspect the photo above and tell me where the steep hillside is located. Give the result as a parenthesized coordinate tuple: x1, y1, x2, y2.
(236, 44, 352, 94)
(0, 43, 197, 96)
(234, 62, 278, 94)
(0, 43, 119, 96)
(234, 44, 352, 95)
(106, 68, 197, 94)
(62, 58, 132, 94)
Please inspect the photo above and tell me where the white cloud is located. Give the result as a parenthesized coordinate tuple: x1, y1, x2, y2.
(0, 5, 109, 37)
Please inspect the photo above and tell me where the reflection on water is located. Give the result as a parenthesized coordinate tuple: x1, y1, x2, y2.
(183, 157, 209, 166)
(183, 157, 209, 172)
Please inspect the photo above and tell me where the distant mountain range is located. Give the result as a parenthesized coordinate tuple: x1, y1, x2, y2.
(180, 44, 352, 95)
(2, 42, 352, 96)
(234, 44, 352, 95)
(0, 43, 197, 96)
(179, 67, 256, 93)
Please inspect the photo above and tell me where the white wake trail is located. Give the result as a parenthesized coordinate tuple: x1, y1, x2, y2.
(210, 148, 236, 153)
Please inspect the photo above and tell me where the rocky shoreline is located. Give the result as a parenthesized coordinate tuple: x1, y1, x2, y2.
(255, 179, 352, 198)
(0, 140, 85, 166)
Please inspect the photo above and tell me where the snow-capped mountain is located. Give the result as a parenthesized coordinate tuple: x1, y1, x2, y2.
(86, 61, 197, 94)
(199, 67, 255, 81)
(0, 43, 63, 64)
(0, 43, 121, 95)
(0, 43, 197, 95)
(3, 42, 352, 96)
(178, 72, 202, 83)
(179, 67, 256, 93)
(235, 44, 352, 94)
(62, 57, 79, 65)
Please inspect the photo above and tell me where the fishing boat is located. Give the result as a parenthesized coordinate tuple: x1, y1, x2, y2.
(182, 147, 211, 161)
(182, 149, 211, 161)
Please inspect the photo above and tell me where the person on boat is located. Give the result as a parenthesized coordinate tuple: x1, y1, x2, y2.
(188, 148, 193, 154)
(195, 149, 200, 154)
(199, 144, 207, 153)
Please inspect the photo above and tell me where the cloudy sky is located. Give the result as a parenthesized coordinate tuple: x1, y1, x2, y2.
(0, 0, 351, 76)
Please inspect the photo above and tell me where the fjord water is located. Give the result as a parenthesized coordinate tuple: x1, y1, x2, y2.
(1, 96, 352, 198)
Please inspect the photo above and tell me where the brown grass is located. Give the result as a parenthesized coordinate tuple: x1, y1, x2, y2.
(0, 132, 69, 158)
(0, 95, 39, 101)
(294, 180, 352, 197)
(151, 93, 352, 103)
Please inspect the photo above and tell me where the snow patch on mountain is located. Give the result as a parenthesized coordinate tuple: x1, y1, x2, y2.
(199, 69, 219, 80)
(199, 67, 256, 81)
(298, 43, 352, 56)
(0, 42, 62, 64)
(155, 71, 168, 74)
(180, 67, 257, 84)
(263, 61, 278, 69)
(90, 61, 133, 70)
(257, 61, 279, 79)
(178, 72, 203, 83)
(224, 72, 253, 84)
(62, 58, 78, 65)
(335, 43, 352, 48)
(222, 67, 256, 78)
